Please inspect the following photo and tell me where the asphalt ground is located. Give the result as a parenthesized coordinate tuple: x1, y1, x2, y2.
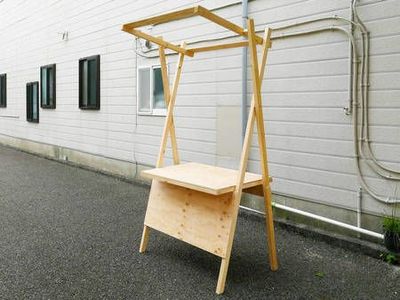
(0, 145, 399, 299)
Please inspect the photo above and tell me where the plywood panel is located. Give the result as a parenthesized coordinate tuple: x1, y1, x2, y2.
(142, 162, 270, 195)
(144, 181, 233, 257)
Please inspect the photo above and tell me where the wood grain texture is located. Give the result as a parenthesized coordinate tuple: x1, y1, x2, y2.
(122, 28, 194, 56)
(122, 7, 198, 29)
(156, 43, 186, 167)
(248, 22, 278, 271)
(142, 162, 270, 195)
(159, 46, 180, 165)
(216, 25, 276, 294)
(145, 181, 233, 258)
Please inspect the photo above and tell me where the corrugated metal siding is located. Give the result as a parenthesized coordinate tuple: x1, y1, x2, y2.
(0, 0, 399, 215)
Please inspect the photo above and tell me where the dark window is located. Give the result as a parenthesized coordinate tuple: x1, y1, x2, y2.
(26, 82, 39, 123)
(79, 55, 100, 110)
(41, 64, 56, 108)
(0, 74, 6, 108)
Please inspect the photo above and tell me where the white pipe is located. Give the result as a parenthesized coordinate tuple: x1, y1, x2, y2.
(133, 2, 400, 202)
(344, 0, 354, 115)
(241, 0, 248, 143)
(353, 0, 400, 178)
(239, 204, 384, 240)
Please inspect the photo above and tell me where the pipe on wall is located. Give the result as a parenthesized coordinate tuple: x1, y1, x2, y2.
(134, 0, 400, 234)
(344, 0, 354, 115)
(241, 0, 248, 143)
(239, 204, 384, 239)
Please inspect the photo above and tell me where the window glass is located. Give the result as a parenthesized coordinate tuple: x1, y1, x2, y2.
(27, 82, 39, 122)
(153, 67, 165, 109)
(48, 67, 54, 104)
(40, 65, 56, 108)
(79, 55, 99, 109)
(88, 59, 97, 106)
(138, 68, 151, 112)
(82, 60, 88, 106)
(41, 68, 48, 105)
(32, 83, 38, 120)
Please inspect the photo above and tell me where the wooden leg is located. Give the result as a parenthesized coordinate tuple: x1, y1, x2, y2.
(216, 257, 230, 294)
(264, 186, 278, 271)
(139, 225, 150, 253)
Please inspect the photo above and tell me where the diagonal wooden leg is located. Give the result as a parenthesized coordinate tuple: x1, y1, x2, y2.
(159, 45, 180, 165)
(247, 20, 278, 272)
(263, 185, 278, 270)
(214, 26, 276, 294)
(140, 44, 186, 253)
(156, 43, 186, 168)
(139, 225, 150, 253)
(216, 257, 230, 294)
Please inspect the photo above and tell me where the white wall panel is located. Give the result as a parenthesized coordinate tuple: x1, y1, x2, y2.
(0, 0, 399, 216)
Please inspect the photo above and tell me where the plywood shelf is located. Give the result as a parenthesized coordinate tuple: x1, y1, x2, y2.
(142, 162, 270, 195)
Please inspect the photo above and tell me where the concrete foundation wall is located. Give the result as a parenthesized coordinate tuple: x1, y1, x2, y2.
(0, 134, 384, 242)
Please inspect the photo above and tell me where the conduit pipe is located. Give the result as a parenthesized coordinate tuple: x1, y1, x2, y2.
(272, 25, 400, 204)
(272, 25, 394, 203)
(239, 204, 384, 240)
(270, 4, 400, 202)
(241, 0, 248, 143)
(269, 2, 400, 185)
(135, 8, 400, 201)
(345, 0, 354, 116)
(133, 2, 400, 235)
(349, 2, 362, 232)
(353, 0, 400, 179)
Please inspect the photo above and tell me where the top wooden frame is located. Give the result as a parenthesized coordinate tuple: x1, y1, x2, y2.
(122, 5, 266, 57)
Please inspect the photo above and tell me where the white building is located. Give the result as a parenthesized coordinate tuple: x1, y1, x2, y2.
(0, 0, 399, 238)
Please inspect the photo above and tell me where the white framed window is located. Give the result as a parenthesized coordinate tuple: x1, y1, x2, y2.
(137, 65, 166, 116)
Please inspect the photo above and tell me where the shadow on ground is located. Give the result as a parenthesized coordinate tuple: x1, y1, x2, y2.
(0, 145, 399, 299)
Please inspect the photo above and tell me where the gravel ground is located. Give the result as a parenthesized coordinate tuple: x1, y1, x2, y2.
(0, 145, 399, 299)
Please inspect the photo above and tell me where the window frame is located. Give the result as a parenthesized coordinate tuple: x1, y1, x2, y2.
(40, 64, 56, 109)
(137, 65, 167, 116)
(79, 55, 100, 110)
(0, 73, 6, 108)
(26, 81, 39, 123)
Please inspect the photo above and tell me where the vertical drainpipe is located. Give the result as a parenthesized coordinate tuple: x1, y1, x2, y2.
(344, 0, 354, 116)
(349, 0, 362, 233)
(241, 0, 248, 143)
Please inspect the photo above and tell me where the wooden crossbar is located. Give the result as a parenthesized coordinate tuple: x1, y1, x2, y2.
(196, 6, 263, 44)
(122, 5, 264, 56)
(188, 41, 248, 53)
(188, 39, 271, 53)
(122, 28, 194, 57)
(122, 7, 198, 29)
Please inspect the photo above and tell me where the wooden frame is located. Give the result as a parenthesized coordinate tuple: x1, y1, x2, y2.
(121, 5, 265, 57)
(123, 7, 278, 295)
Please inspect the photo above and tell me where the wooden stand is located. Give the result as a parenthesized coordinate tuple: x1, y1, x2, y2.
(122, 6, 278, 294)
